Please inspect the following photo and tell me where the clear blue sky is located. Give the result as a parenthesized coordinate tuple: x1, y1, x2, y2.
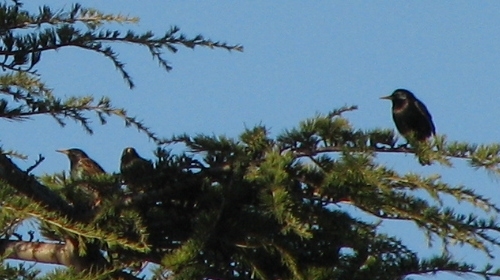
(4, 1, 500, 279)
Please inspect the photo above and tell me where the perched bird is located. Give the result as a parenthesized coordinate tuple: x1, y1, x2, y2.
(57, 148, 105, 179)
(380, 89, 435, 141)
(57, 148, 109, 209)
(120, 147, 154, 192)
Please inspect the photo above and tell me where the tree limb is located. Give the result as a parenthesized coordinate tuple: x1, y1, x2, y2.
(0, 153, 78, 218)
(0, 238, 89, 270)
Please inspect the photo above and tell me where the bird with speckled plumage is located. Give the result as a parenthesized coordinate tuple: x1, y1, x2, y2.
(57, 148, 105, 179)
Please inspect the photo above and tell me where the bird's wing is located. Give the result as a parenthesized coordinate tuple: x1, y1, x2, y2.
(414, 99, 436, 135)
(133, 158, 154, 173)
(80, 158, 106, 175)
(121, 156, 153, 174)
(120, 156, 132, 172)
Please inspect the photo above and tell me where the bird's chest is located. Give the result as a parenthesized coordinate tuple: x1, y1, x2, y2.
(70, 167, 84, 179)
(392, 104, 422, 131)
(391, 101, 408, 114)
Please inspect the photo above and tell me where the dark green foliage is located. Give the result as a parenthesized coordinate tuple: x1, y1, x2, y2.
(130, 119, 500, 279)
(33, 109, 500, 279)
(134, 110, 500, 279)
(0, 263, 40, 280)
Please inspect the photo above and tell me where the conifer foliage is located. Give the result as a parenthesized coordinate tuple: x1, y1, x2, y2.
(1, 1, 500, 279)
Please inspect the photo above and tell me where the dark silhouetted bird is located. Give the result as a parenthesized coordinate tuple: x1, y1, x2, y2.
(120, 147, 154, 192)
(380, 89, 435, 141)
(57, 148, 105, 179)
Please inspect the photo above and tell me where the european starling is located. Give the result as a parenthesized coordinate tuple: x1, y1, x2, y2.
(380, 89, 436, 141)
(57, 148, 105, 179)
(57, 148, 108, 209)
(120, 147, 154, 192)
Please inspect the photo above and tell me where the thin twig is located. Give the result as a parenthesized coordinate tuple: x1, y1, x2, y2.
(25, 154, 44, 173)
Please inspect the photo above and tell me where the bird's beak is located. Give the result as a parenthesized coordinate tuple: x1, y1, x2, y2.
(56, 149, 68, 155)
(380, 95, 392, 100)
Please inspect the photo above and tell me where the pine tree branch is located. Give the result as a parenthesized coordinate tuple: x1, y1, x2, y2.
(0, 22, 242, 88)
(0, 93, 164, 144)
(0, 160, 150, 271)
(0, 32, 242, 56)
(274, 107, 500, 171)
(353, 199, 500, 257)
(293, 145, 410, 156)
(0, 203, 149, 254)
(404, 267, 500, 279)
(0, 154, 75, 217)
(290, 140, 500, 173)
(409, 270, 500, 278)
(1, 3, 139, 31)
(0, 4, 139, 31)
(0, 238, 99, 271)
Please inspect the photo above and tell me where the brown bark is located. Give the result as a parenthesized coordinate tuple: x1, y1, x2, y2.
(0, 238, 87, 270)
